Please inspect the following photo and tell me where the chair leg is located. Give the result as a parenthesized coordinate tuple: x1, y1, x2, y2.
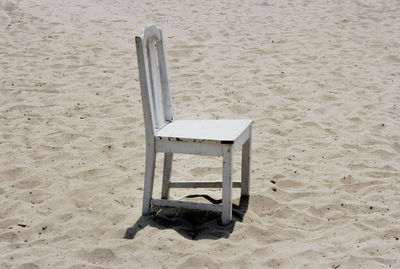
(241, 135, 251, 196)
(161, 152, 173, 199)
(222, 145, 233, 226)
(142, 147, 156, 216)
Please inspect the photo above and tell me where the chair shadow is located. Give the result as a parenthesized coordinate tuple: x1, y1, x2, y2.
(124, 195, 249, 240)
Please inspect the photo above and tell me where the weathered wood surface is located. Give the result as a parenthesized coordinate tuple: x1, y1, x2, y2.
(222, 145, 233, 225)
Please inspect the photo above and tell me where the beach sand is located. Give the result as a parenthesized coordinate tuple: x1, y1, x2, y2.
(1, 0, 399, 268)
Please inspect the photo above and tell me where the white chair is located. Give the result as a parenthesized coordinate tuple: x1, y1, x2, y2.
(135, 25, 253, 225)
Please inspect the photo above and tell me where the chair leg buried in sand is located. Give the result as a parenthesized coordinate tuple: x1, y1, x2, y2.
(135, 25, 253, 225)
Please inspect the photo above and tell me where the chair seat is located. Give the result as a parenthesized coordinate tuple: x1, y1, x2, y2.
(156, 119, 252, 144)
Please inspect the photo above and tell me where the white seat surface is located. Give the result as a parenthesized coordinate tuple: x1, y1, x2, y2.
(156, 119, 252, 144)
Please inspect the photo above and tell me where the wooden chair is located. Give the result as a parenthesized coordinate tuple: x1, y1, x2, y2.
(135, 25, 253, 225)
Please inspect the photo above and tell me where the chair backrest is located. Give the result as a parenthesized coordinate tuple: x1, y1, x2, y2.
(135, 25, 174, 138)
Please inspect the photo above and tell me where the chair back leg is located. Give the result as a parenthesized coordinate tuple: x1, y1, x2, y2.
(161, 152, 173, 199)
(142, 147, 156, 216)
(222, 145, 233, 225)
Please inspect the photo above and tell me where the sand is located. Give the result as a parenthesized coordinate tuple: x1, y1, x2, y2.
(1, 0, 399, 268)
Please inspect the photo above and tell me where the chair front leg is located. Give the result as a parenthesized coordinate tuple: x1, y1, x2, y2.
(142, 146, 156, 216)
(161, 152, 173, 199)
(222, 145, 233, 226)
(241, 134, 251, 196)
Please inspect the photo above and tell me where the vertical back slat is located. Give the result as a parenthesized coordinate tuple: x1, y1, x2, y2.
(147, 37, 164, 129)
(135, 36, 155, 139)
(157, 29, 173, 122)
(143, 42, 157, 132)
